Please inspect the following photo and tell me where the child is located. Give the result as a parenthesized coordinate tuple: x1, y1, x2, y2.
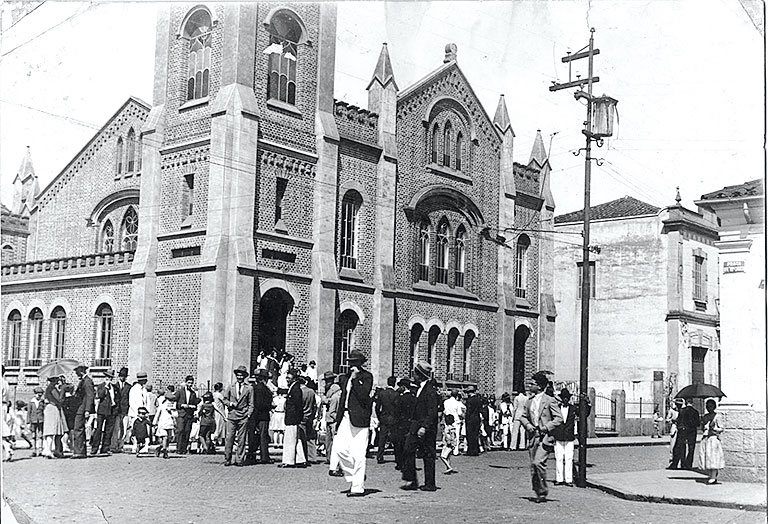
(28, 387, 45, 457)
(13, 400, 33, 450)
(132, 407, 152, 456)
(440, 414, 457, 474)
(2, 400, 14, 461)
(270, 390, 286, 447)
(652, 406, 663, 438)
(197, 392, 216, 455)
(153, 391, 175, 459)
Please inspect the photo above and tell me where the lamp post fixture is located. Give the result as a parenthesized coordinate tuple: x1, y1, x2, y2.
(550, 28, 618, 488)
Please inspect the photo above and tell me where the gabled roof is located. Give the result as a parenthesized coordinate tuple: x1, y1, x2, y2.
(699, 179, 763, 200)
(555, 196, 660, 224)
(367, 43, 398, 91)
(398, 57, 501, 141)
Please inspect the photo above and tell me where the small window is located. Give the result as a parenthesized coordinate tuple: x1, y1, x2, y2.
(122, 207, 139, 251)
(184, 8, 212, 101)
(455, 227, 466, 287)
(136, 135, 142, 171)
(409, 325, 423, 377)
(95, 304, 113, 367)
(446, 328, 459, 380)
(275, 178, 288, 230)
(443, 121, 453, 167)
(6, 310, 22, 366)
(266, 10, 305, 106)
(515, 234, 530, 299)
(455, 132, 463, 171)
(435, 221, 450, 285)
(2, 244, 14, 265)
(427, 326, 440, 369)
(102, 220, 115, 253)
(463, 331, 475, 381)
(28, 308, 44, 366)
(693, 251, 707, 306)
(116, 137, 124, 174)
(126, 128, 136, 172)
(577, 261, 596, 299)
(339, 191, 362, 270)
(51, 307, 66, 361)
(431, 124, 440, 164)
(182, 174, 195, 221)
(418, 222, 431, 281)
(333, 310, 358, 375)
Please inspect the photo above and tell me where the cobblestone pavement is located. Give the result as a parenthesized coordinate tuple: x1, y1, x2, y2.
(2, 446, 764, 524)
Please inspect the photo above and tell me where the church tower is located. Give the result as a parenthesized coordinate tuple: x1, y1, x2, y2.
(12, 146, 39, 217)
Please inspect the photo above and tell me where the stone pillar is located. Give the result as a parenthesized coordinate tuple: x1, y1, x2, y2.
(587, 387, 596, 438)
(307, 3, 339, 375)
(612, 389, 626, 436)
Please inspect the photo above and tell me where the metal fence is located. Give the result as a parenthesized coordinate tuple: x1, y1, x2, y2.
(625, 397, 655, 418)
(594, 393, 615, 431)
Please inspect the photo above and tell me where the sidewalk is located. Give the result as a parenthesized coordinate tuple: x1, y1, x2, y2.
(587, 468, 767, 512)
(583, 435, 672, 448)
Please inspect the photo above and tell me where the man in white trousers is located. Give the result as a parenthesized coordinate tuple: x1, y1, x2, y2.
(328, 350, 373, 497)
(552, 388, 590, 487)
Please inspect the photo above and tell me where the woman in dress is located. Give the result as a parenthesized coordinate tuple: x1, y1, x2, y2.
(42, 376, 68, 458)
(153, 391, 176, 459)
(270, 389, 286, 447)
(699, 398, 725, 484)
(211, 382, 226, 447)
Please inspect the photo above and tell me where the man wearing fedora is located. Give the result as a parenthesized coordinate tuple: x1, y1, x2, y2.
(111, 366, 130, 452)
(464, 384, 482, 456)
(126, 371, 149, 444)
(71, 364, 94, 458)
(401, 361, 440, 492)
(249, 368, 274, 464)
(328, 350, 373, 497)
(280, 367, 306, 468)
(393, 377, 416, 472)
(321, 371, 340, 464)
(520, 372, 564, 503)
(91, 369, 117, 455)
(552, 388, 590, 487)
(223, 366, 254, 466)
(175, 375, 200, 454)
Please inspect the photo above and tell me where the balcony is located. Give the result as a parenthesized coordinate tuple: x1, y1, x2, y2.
(94, 358, 112, 368)
(1, 250, 135, 282)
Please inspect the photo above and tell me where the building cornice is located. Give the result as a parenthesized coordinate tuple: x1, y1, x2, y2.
(665, 309, 719, 327)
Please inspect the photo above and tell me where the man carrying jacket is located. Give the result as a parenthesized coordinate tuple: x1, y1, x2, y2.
(328, 350, 373, 497)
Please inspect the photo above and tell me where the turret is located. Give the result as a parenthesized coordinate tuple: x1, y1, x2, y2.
(367, 43, 398, 143)
(493, 95, 515, 198)
(12, 146, 39, 216)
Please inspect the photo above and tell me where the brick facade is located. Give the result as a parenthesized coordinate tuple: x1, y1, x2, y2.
(2, 3, 553, 396)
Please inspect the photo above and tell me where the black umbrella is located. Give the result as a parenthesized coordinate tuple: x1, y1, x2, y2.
(675, 383, 726, 399)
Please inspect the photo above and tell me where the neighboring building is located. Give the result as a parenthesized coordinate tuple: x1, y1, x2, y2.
(695, 179, 765, 483)
(1, 3, 555, 396)
(553, 194, 720, 420)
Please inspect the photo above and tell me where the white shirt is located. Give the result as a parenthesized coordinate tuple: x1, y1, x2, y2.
(416, 380, 427, 399)
(128, 383, 147, 418)
(443, 397, 462, 419)
(560, 405, 570, 424)
(530, 392, 545, 425)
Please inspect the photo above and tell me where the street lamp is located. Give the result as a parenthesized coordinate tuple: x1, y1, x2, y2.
(589, 95, 619, 138)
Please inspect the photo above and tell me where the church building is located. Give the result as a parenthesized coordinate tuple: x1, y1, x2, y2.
(1, 3, 555, 394)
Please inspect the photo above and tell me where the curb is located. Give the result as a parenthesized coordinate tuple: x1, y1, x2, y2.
(586, 481, 767, 512)
(579, 440, 669, 449)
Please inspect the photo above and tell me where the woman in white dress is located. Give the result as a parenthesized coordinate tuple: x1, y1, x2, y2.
(153, 391, 176, 459)
(211, 382, 226, 447)
(42, 376, 68, 458)
(699, 398, 725, 484)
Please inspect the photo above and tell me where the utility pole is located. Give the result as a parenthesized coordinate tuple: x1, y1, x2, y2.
(549, 28, 617, 488)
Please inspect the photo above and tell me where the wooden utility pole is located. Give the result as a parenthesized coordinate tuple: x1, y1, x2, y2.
(549, 27, 599, 488)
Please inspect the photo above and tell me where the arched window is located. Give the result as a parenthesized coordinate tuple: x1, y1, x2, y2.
(443, 121, 453, 167)
(116, 137, 124, 174)
(95, 304, 113, 366)
(102, 220, 115, 253)
(455, 132, 463, 171)
(340, 191, 362, 270)
(51, 307, 66, 360)
(6, 310, 22, 366)
(2, 244, 14, 265)
(431, 124, 440, 164)
(121, 207, 139, 251)
(28, 308, 44, 366)
(184, 8, 212, 101)
(126, 128, 136, 172)
(446, 328, 459, 380)
(409, 325, 423, 377)
(435, 220, 450, 285)
(266, 10, 305, 105)
(515, 234, 530, 299)
(463, 331, 475, 381)
(455, 226, 466, 287)
(418, 222, 431, 281)
(427, 325, 440, 369)
(333, 310, 358, 375)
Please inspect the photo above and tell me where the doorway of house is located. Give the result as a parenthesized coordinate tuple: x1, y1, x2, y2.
(513, 325, 530, 393)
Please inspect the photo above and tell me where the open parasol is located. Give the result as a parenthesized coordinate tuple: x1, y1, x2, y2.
(674, 383, 726, 399)
(37, 359, 82, 381)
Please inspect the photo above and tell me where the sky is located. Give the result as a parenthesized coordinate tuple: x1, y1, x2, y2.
(0, 1, 764, 216)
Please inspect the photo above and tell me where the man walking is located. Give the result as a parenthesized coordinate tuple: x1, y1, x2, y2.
(71, 364, 94, 459)
(464, 385, 482, 456)
(401, 362, 440, 492)
(520, 372, 563, 503)
(111, 367, 130, 453)
(672, 398, 700, 470)
(175, 375, 199, 454)
(375, 376, 399, 464)
(250, 368, 273, 464)
(328, 350, 373, 497)
(322, 371, 340, 465)
(91, 369, 117, 455)
(223, 366, 253, 466)
(279, 368, 306, 468)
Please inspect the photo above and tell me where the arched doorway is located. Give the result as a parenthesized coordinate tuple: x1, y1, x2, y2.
(513, 325, 530, 393)
(258, 288, 294, 361)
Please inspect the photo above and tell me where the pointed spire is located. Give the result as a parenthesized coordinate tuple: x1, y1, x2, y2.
(367, 43, 398, 91)
(14, 146, 36, 184)
(529, 130, 548, 166)
(675, 186, 682, 205)
(493, 94, 513, 135)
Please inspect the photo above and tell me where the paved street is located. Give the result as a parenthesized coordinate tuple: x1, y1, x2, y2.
(3, 445, 764, 524)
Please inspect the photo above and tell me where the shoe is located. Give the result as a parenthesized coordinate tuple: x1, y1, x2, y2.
(223, 461, 232, 467)
(536, 495, 547, 503)
(554, 481, 563, 486)
(443, 469, 454, 475)
(666, 465, 677, 470)
(565, 482, 574, 487)
(328, 470, 344, 477)
(155, 447, 162, 458)
(70, 454, 87, 459)
(277, 463, 295, 468)
(260, 459, 275, 464)
(163, 450, 169, 459)
(419, 485, 437, 492)
(346, 492, 365, 498)
(394, 465, 401, 471)
(234, 462, 244, 467)
(400, 482, 418, 491)
(707, 478, 717, 485)
(376, 459, 385, 464)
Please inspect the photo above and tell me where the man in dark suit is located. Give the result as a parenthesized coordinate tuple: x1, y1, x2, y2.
(464, 385, 482, 456)
(394, 378, 415, 471)
(71, 364, 95, 458)
(223, 366, 254, 466)
(401, 361, 440, 492)
(175, 375, 200, 454)
(328, 350, 373, 497)
(248, 368, 273, 464)
(280, 367, 306, 467)
(551, 388, 591, 486)
(375, 376, 399, 464)
(91, 369, 117, 455)
(672, 398, 700, 470)
(110, 366, 130, 452)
